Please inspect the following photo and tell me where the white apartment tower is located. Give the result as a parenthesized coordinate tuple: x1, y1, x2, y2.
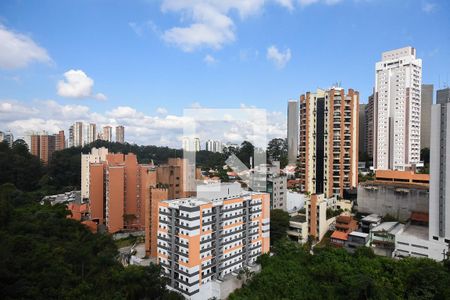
(374, 46, 422, 170)
(429, 88, 450, 244)
(182, 137, 201, 152)
(87, 123, 97, 144)
(102, 126, 112, 142)
(73, 122, 84, 147)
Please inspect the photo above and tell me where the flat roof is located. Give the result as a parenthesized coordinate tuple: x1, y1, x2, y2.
(371, 222, 404, 235)
(349, 231, 369, 238)
(290, 214, 307, 223)
(399, 224, 428, 241)
(361, 214, 381, 223)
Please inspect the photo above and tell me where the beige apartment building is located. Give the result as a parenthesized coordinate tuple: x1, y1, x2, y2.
(298, 87, 359, 198)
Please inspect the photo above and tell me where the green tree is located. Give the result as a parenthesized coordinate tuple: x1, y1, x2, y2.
(270, 209, 290, 245)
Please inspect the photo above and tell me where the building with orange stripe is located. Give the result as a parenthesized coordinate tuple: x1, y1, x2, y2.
(157, 183, 270, 299)
(298, 87, 359, 198)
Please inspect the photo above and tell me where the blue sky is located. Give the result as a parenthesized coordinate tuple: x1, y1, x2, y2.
(0, 0, 449, 146)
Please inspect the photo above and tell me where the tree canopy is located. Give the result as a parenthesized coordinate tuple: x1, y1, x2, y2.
(0, 183, 183, 300)
(229, 240, 450, 300)
(270, 209, 290, 245)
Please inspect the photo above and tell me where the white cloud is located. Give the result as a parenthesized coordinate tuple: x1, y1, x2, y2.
(161, 0, 291, 51)
(266, 45, 291, 69)
(275, 0, 295, 10)
(57, 69, 107, 100)
(156, 107, 168, 115)
(298, 0, 343, 6)
(129, 20, 159, 37)
(204, 54, 217, 65)
(0, 24, 51, 69)
(1, 99, 286, 147)
(422, 2, 436, 13)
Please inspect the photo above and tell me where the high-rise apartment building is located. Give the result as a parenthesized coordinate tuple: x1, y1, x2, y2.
(205, 140, 222, 153)
(68, 125, 74, 147)
(157, 183, 270, 298)
(81, 147, 109, 200)
(298, 88, 359, 198)
(420, 84, 433, 150)
(87, 123, 97, 145)
(3, 131, 14, 147)
(115, 125, 125, 143)
(156, 158, 200, 199)
(374, 46, 422, 170)
(30, 131, 65, 164)
(102, 126, 112, 142)
(359, 104, 367, 158)
(287, 99, 299, 165)
(89, 153, 157, 233)
(55, 130, 65, 151)
(365, 93, 374, 159)
(182, 137, 201, 152)
(429, 88, 450, 243)
(73, 122, 84, 147)
(205, 139, 214, 152)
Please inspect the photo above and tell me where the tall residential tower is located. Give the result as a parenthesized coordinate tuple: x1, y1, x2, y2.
(374, 46, 422, 170)
(287, 99, 299, 165)
(298, 88, 359, 198)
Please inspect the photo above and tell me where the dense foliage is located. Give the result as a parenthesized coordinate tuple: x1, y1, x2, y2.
(266, 138, 288, 168)
(0, 141, 45, 192)
(229, 240, 450, 300)
(0, 183, 183, 300)
(270, 209, 290, 245)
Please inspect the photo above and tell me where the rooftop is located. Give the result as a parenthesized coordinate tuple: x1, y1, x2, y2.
(399, 224, 428, 241)
(331, 231, 348, 241)
(349, 231, 369, 238)
(361, 214, 382, 223)
(371, 222, 404, 235)
(291, 214, 307, 223)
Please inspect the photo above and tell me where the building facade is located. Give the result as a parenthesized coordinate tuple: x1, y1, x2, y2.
(89, 153, 157, 233)
(102, 126, 112, 142)
(306, 194, 328, 241)
(81, 147, 109, 200)
(30, 131, 65, 164)
(87, 123, 97, 144)
(420, 84, 433, 150)
(157, 183, 270, 299)
(429, 88, 450, 244)
(365, 93, 374, 159)
(359, 103, 367, 158)
(116, 125, 125, 143)
(73, 122, 84, 147)
(374, 46, 422, 170)
(267, 174, 287, 210)
(287, 99, 299, 165)
(298, 88, 359, 198)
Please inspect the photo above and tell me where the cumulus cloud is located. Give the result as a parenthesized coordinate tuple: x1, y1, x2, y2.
(1, 99, 286, 148)
(298, 0, 342, 6)
(0, 24, 51, 69)
(156, 107, 168, 115)
(57, 69, 107, 100)
(266, 45, 291, 69)
(275, 0, 295, 10)
(203, 54, 217, 65)
(160, 0, 284, 51)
